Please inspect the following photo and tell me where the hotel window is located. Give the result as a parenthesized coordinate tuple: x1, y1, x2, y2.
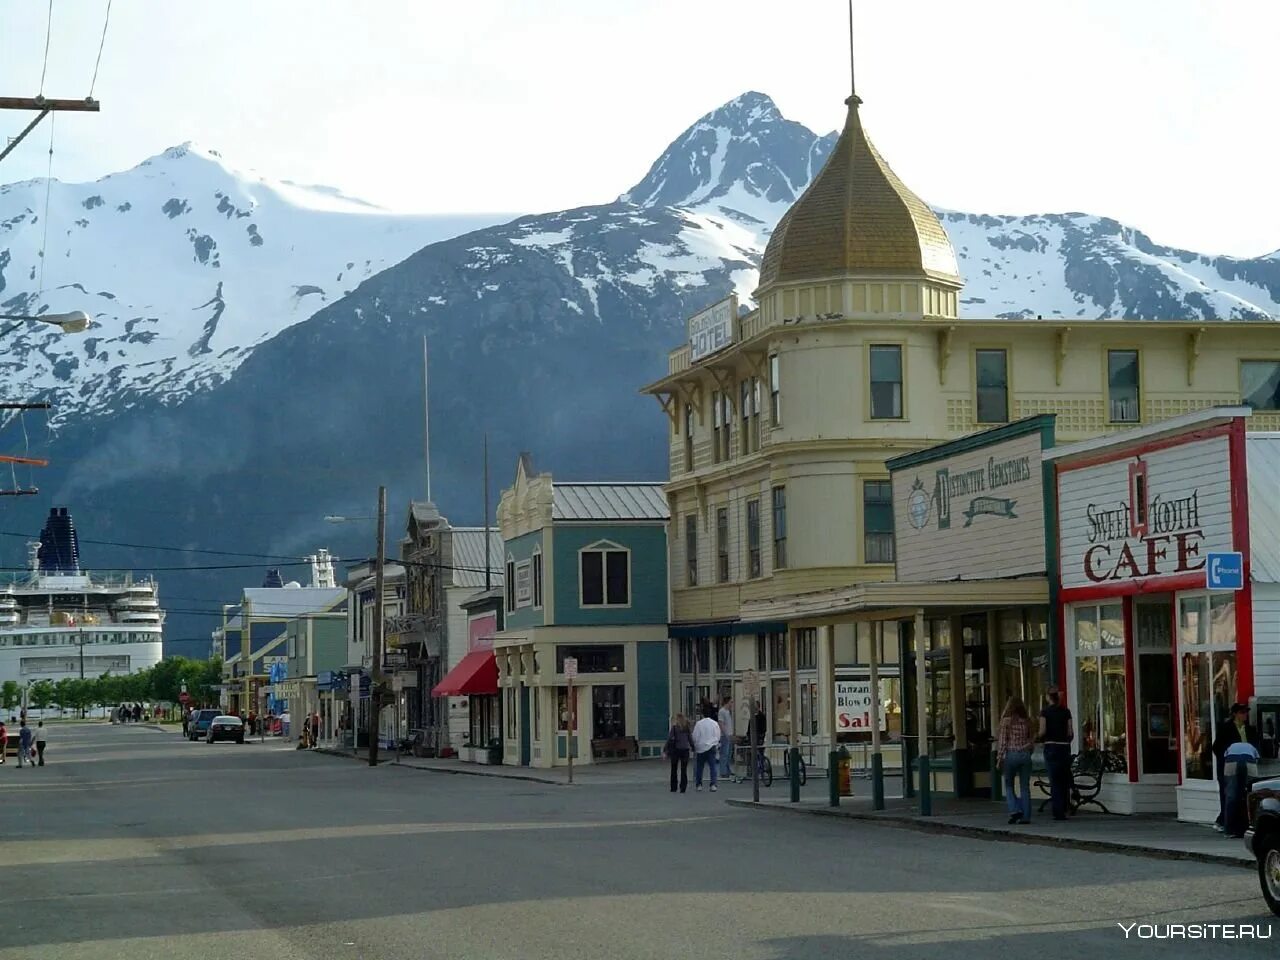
(580, 544, 629, 607)
(684, 514, 698, 587)
(740, 380, 754, 455)
(683, 403, 695, 471)
(715, 636, 734, 672)
(769, 354, 781, 426)
(746, 498, 762, 578)
(505, 558, 515, 612)
(751, 377, 762, 450)
(771, 486, 787, 570)
(713, 390, 733, 462)
(716, 507, 730, 582)
(975, 348, 1009, 424)
(869, 345, 903, 419)
(863, 480, 895, 563)
(796, 628, 817, 670)
(532, 550, 543, 608)
(678, 639, 696, 674)
(1241, 360, 1280, 410)
(1107, 349, 1140, 423)
(1070, 604, 1128, 760)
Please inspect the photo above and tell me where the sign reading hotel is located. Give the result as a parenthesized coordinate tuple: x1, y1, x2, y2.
(1057, 434, 1232, 590)
(688, 295, 738, 362)
(891, 431, 1046, 582)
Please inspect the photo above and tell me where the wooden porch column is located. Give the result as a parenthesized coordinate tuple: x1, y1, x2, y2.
(914, 609, 931, 815)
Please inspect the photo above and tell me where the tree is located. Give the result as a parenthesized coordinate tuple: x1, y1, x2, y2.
(1, 680, 19, 712)
(53, 679, 75, 717)
(28, 680, 54, 712)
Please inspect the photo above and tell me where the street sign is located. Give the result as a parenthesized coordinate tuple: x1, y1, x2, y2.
(178, 692, 190, 704)
(564, 657, 578, 679)
(1206, 551, 1244, 590)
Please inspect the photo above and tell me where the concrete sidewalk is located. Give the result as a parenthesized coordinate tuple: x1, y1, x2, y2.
(727, 793, 1256, 868)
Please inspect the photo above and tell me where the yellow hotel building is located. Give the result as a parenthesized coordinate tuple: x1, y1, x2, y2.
(641, 90, 1280, 770)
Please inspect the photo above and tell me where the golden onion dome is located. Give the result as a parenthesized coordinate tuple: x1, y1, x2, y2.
(757, 95, 961, 292)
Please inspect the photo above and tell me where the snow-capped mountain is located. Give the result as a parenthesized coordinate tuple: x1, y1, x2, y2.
(0, 143, 508, 419)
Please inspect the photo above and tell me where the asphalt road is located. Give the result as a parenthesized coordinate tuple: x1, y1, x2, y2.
(0, 723, 1273, 960)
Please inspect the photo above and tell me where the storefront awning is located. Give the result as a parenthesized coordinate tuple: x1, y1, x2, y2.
(431, 650, 498, 697)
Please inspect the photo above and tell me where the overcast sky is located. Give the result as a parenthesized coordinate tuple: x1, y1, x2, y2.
(1, 0, 1275, 257)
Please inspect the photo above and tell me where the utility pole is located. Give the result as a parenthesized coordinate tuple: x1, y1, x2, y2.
(483, 433, 491, 591)
(0, 97, 99, 166)
(368, 485, 387, 767)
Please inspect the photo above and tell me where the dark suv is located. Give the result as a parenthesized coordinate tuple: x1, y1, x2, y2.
(187, 709, 221, 741)
(1246, 774, 1280, 916)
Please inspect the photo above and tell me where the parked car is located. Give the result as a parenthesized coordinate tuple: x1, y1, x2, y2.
(187, 709, 221, 741)
(206, 715, 245, 744)
(1246, 774, 1280, 916)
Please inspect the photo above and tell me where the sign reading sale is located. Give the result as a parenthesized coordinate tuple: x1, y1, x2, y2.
(835, 680, 889, 732)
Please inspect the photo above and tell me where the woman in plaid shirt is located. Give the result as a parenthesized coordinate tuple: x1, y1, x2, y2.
(997, 696, 1035, 824)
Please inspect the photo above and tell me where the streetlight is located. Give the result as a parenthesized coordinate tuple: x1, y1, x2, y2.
(324, 515, 374, 523)
(0, 311, 93, 334)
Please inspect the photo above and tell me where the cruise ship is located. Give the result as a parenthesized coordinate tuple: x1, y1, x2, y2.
(0, 507, 164, 687)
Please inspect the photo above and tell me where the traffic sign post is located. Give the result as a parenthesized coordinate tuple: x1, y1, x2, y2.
(1206, 551, 1245, 591)
(564, 657, 578, 784)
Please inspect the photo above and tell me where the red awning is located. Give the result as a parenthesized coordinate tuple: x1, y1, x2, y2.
(431, 650, 498, 697)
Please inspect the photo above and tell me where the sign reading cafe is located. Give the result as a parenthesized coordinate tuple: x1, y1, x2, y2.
(687, 295, 738, 362)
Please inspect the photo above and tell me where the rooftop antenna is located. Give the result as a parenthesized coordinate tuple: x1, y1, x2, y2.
(848, 0, 856, 100)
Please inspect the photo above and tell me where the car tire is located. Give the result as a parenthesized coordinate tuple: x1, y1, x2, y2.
(1261, 835, 1280, 918)
(236, 736, 244, 744)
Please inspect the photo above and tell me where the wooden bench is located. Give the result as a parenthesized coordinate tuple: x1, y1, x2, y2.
(1034, 749, 1126, 815)
(591, 736, 638, 761)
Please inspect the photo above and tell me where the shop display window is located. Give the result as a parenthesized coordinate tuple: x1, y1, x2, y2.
(1178, 593, 1237, 782)
(771, 678, 791, 742)
(1070, 603, 1128, 763)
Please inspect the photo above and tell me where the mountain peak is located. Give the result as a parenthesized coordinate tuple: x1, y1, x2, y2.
(619, 91, 836, 227)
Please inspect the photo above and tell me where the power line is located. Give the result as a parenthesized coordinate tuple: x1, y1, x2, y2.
(37, 112, 55, 297)
(88, 0, 113, 98)
(38, 0, 55, 96)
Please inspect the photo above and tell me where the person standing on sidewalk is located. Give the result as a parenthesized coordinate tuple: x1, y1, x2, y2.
(692, 706, 721, 792)
(1212, 703, 1259, 832)
(1038, 686, 1074, 821)
(17, 721, 33, 770)
(0, 718, 7, 764)
(664, 713, 693, 793)
(35, 721, 47, 766)
(717, 695, 735, 782)
(996, 696, 1034, 824)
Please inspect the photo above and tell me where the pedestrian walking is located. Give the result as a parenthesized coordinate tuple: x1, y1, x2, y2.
(1212, 702, 1259, 833)
(17, 721, 33, 770)
(311, 712, 321, 749)
(1038, 686, 1074, 821)
(664, 713, 693, 793)
(35, 720, 47, 766)
(692, 705, 721, 792)
(0, 717, 8, 764)
(181, 707, 190, 738)
(996, 696, 1034, 824)
(717, 695, 735, 781)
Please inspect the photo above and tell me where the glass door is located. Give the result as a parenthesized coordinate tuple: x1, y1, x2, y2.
(1134, 598, 1177, 775)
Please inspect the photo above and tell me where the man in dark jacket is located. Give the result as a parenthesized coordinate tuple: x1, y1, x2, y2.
(1212, 702, 1259, 831)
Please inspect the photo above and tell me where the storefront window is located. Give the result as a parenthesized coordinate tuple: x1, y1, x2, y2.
(1071, 603, 1128, 763)
(1179, 593, 1238, 782)
(592, 685, 625, 739)
(771, 678, 791, 742)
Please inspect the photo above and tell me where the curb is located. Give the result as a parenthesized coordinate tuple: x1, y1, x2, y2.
(724, 799, 1254, 870)
(314, 747, 571, 786)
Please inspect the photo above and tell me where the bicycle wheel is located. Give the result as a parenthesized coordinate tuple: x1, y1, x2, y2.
(797, 754, 807, 786)
(761, 755, 773, 787)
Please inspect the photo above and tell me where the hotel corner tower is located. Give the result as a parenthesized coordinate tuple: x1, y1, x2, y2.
(642, 88, 1280, 753)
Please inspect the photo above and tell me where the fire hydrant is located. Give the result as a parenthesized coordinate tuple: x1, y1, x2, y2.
(837, 745, 853, 797)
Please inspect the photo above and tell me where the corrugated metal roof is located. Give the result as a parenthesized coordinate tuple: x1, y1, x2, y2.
(1248, 434, 1280, 584)
(552, 483, 669, 521)
(223, 586, 347, 629)
(450, 528, 504, 589)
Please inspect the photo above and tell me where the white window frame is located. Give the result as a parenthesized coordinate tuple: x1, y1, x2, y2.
(578, 539, 632, 609)
(1175, 590, 1239, 786)
(1066, 601, 1127, 757)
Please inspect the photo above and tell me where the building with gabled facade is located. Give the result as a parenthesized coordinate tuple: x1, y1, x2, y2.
(400, 501, 503, 753)
(493, 455, 670, 768)
(640, 82, 1280, 770)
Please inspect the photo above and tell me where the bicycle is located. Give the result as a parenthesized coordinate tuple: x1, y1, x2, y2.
(734, 741, 772, 787)
(783, 750, 807, 786)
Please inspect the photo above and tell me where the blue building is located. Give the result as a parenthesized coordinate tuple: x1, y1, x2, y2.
(493, 455, 670, 767)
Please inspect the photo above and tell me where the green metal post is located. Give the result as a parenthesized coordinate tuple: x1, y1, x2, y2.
(828, 750, 840, 807)
(789, 747, 801, 803)
(871, 752, 885, 810)
(903, 738, 915, 799)
(919, 755, 932, 816)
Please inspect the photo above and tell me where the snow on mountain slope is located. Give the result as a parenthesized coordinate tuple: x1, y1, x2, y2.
(0, 142, 509, 419)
